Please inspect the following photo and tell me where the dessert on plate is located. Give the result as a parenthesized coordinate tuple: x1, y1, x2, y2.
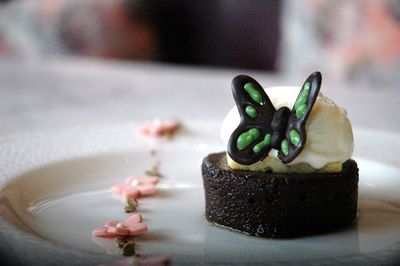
(201, 72, 358, 238)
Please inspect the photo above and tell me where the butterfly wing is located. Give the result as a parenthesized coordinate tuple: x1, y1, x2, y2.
(227, 75, 276, 165)
(278, 71, 322, 163)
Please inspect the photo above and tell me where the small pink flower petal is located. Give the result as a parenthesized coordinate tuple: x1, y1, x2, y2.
(92, 227, 118, 238)
(106, 226, 117, 233)
(125, 176, 140, 185)
(159, 120, 180, 135)
(124, 213, 143, 226)
(153, 127, 164, 136)
(117, 228, 130, 235)
(127, 223, 148, 235)
(92, 227, 109, 237)
(111, 183, 131, 194)
(138, 119, 180, 137)
(122, 187, 141, 200)
(105, 232, 119, 238)
(138, 184, 156, 196)
(105, 220, 120, 227)
(107, 226, 129, 235)
(139, 124, 152, 135)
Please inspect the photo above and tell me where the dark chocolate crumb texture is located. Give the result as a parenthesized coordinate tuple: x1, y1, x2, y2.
(202, 152, 359, 238)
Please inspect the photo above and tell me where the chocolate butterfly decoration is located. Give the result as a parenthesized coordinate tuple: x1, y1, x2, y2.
(227, 72, 322, 165)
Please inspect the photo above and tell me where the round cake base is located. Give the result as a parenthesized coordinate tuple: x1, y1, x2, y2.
(201, 152, 359, 238)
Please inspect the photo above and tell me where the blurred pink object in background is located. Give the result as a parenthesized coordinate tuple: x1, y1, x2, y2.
(281, 0, 400, 85)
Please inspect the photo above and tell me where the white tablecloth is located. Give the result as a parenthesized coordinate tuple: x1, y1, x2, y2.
(1, 57, 399, 136)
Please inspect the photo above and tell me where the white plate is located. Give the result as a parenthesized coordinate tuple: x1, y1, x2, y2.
(0, 122, 400, 265)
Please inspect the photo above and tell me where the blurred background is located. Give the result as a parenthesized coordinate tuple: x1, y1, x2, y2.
(1, 0, 400, 86)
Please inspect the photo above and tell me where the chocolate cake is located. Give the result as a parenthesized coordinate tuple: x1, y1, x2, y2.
(201, 72, 358, 238)
(202, 152, 359, 238)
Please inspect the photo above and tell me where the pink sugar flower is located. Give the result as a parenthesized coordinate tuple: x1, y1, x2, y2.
(112, 176, 159, 200)
(112, 183, 141, 200)
(138, 119, 181, 137)
(92, 213, 147, 238)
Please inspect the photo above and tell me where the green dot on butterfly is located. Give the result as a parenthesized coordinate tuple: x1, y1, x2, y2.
(244, 83, 263, 104)
(289, 129, 300, 146)
(237, 128, 261, 150)
(295, 104, 307, 119)
(304, 82, 310, 92)
(281, 140, 289, 156)
(294, 82, 310, 110)
(253, 134, 272, 153)
(245, 105, 257, 118)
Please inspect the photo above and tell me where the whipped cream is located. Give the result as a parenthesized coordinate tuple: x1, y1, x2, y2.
(221, 86, 354, 172)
